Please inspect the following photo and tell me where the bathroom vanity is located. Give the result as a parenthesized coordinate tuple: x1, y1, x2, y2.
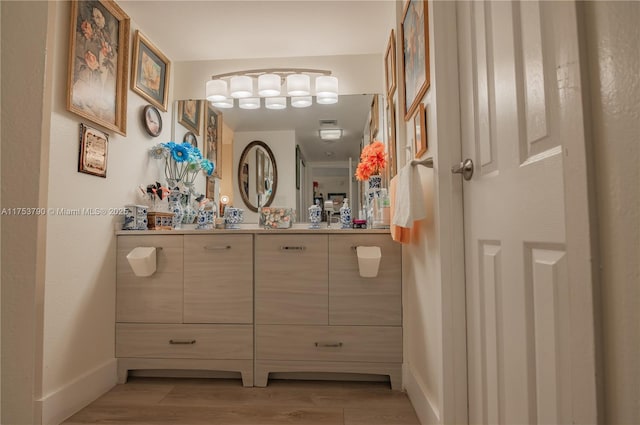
(115, 228, 402, 389)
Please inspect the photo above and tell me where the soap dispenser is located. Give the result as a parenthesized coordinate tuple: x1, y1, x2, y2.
(339, 198, 352, 229)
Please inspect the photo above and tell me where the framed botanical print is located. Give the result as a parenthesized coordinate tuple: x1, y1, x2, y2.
(401, 0, 430, 121)
(142, 105, 162, 137)
(131, 30, 170, 111)
(385, 29, 397, 99)
(413, 103, 427, 158)
(205, 103, 222, 179)
(386, 99, 398, 178)
(67, 0, 130, 135)
(178, 99, 201, 136)
(78, 123, 109, 178)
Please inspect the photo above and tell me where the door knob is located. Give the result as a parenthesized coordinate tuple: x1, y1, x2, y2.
(451, 158, 474, 181)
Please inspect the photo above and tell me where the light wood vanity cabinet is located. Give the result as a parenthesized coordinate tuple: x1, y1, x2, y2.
(254, 233, 403, 390)
(116, 234, 254, 386)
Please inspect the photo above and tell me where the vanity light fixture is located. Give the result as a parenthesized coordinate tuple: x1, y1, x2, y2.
(319, 128, 343, 140)
(206, 68, 338, 109)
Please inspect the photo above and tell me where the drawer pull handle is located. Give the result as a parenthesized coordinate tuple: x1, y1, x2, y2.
(204, 245, 231, 251)
(315, 342, 343, 348)
(169, 339, 196, 345)
(281, 246, 306, 251)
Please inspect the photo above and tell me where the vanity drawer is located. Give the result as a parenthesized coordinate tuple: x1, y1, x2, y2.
(329, 234, 402, 326)
(255, 325, 402, 363)
(184, 234, 253, 324)
(116, 323, 253, 359)
(255, 235, 328, 325)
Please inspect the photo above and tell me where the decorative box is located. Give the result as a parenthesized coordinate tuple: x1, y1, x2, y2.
(124, 204, 148, 230)
(147, 211, 174, 230)
(260, 207, 295, 229)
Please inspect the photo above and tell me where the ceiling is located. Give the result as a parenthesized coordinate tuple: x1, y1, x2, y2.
(121, 0, 394, 162)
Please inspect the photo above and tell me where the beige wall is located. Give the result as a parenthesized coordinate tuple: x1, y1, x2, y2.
(584, 2, 640, 423)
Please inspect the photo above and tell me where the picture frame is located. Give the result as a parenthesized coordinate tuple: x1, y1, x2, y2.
(386, 99, 398, 178)
(370, 94, 379, 142)
(256, 148, 266, 195)
(401, 0, 430, 121)
(78, 123, 109, 178)
(183, 131, 197, 148)
(205, 103, 222, 179)
(131, 30, 170, 111)
(142, 105, 162, 137)
(413, 103, 427, 158)
(206, 177, 217, 208)
(67, 0, 130, 135)
(385, 29, 397, 99)
(178, 99, 201, 136)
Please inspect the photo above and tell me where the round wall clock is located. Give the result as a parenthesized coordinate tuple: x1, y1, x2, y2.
(143, 105, 162, 137)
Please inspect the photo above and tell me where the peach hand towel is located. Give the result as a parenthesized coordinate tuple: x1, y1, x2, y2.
(390, 175, 411, 244)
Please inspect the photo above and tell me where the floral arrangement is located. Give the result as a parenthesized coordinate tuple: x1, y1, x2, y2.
(150, 142, 214, 188)
(355, 140, 387, 181)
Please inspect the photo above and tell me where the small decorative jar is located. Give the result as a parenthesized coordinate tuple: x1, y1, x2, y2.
(224, 207, 244, 229)
(308, 204, 322, 229)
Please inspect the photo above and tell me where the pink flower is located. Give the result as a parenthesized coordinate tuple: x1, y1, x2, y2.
(84, 50, 99, 71)
(354, 140, 387, 181)
(81, 20, 93, 40)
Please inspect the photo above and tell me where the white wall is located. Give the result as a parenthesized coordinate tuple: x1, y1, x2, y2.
(399, 1, 467, 424)
(38, 2, 175, 423)
(232, 130, 296, 223)
(583, 2, 640, 423)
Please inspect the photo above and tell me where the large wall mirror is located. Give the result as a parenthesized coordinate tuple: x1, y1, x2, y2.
(237, 140, 277, 212)
(172, 94, 385, 223)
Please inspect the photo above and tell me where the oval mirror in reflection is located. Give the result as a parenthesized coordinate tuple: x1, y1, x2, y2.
(238, 140, 278, 212)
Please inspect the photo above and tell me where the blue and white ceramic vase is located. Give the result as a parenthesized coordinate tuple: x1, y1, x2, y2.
(224, 207, 244, 229)
(339, 199, 351, 229)
(168, 189, 184, 229)
(182, 193, 197, 225)
(367, 174, 382, 203)
(308, 204, 322, 229)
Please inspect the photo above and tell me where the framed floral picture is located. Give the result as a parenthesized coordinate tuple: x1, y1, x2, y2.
(67, 0, 130, 135)
(178, 99, 201, 136)
(369, 94, 379, 142)
(413, 103, 427, 158)
(385, 29, 397, 99)
(401, 0, 430, 121)
(78, 123, 109, 178)
(205, 103, 222, 179)
(131, 30, 170, 111)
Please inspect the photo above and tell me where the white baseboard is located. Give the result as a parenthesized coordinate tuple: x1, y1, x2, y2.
(403, 362, 441, 425)
(38, 358, 117, 425)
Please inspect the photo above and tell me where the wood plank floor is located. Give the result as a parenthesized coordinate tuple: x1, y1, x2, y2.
(63, 377, 420, 425)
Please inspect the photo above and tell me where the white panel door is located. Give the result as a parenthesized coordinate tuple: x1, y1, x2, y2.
(457, 1, 598, 424)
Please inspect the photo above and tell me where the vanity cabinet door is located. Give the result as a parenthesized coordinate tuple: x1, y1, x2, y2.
(329, 234, 402, 326)
(183, 234, 253, 324)
(116, 235, 184, 323)
(255, 234, 328, 325)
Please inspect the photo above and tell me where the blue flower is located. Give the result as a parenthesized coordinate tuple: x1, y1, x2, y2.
(201, 159, 214, 176)
(171, 144, 190, 162)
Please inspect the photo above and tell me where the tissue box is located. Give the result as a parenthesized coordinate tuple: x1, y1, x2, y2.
(260, 207, 295, 229)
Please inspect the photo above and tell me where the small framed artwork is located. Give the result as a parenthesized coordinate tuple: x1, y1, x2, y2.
(178, 99, 201, 136)
(142, 105, 162, 137)
(386, 99, 398, 178)
(131, 30, 170, 111)
(413, 103, 427, 158)
(369, 94, 379, 142)
(206, 176, 217, 208)
(256, 148, 266, 195)
(183, 131, 197, 148)
(78, 123, 109, 178)
(385, 29, 397, 99)
(67, 0, 130, 135)
(401, 0, 430, 121)
(205, 103, 222, 179)
(295, 145, 301, 190)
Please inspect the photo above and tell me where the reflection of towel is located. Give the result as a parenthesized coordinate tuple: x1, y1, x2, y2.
(393, 164, 426, 228)
(390, 176, 411, 244)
